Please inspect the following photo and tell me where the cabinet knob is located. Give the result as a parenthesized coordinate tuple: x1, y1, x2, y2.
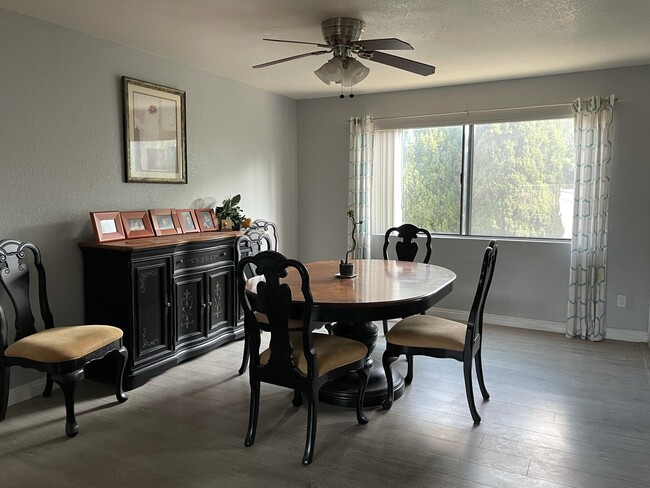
(176, 259, 184, 265)
(202, 303, 207, 309)
(166, 302, 171, 308)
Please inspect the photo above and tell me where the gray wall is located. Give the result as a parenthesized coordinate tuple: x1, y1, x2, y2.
(297, 66, 650, 334)
(0, 9, 298, 391)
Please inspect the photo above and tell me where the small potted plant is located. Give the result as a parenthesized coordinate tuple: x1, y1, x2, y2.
(340, 208, 362, 277)
(215, 194, 247, 230)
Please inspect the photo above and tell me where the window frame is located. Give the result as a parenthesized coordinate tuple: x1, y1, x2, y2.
(373, 110, 575, 241)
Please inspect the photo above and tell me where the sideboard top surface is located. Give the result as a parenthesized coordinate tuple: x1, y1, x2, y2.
(78, 231, 244, 252)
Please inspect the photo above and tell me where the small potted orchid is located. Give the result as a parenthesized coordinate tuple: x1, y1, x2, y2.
(340, 208, 362, 277)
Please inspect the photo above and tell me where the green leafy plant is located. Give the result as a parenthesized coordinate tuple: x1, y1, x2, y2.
(215, 194, 246, 228)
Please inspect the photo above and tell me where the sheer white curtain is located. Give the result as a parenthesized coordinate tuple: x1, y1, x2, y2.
(567, 95, 615, 341)
(348, 116, 375, 258)
(371, 130, 403, 234)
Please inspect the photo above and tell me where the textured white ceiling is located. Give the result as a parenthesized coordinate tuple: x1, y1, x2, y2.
(2, 0, 650, 99)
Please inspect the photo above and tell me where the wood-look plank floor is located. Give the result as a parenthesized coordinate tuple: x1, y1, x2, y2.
(1, 325, 649, 487)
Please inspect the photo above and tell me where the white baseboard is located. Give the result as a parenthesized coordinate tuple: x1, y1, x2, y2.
(429, 308, 649, 343)
(8, 377, 47, 407)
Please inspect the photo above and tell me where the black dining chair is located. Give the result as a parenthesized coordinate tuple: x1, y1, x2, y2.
(235, 228, 277, 375)
(382, 240, 498, 423)
(238, 250, 370, 465)
(251, 219, 279, 252)
(0, 239, 128, 437)
(381, 224, 433, 334)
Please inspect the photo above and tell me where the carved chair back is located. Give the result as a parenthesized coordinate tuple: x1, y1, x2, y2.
(251, 219, 279, 251)
(0, 240, 54, 348)
(467, 240, 498, 343)
(237, 250, 314, 381)
(382, 224, 432, 263)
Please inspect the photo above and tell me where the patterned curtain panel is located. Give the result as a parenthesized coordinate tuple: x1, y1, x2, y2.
(567, 95, 615, 341)
(348, 116, 375, 258)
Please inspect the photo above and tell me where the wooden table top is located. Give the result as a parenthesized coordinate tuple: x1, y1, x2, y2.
(246, 259, 456, 323)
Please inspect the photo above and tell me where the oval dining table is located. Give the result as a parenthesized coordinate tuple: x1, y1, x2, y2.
(245, 258, 457, 407)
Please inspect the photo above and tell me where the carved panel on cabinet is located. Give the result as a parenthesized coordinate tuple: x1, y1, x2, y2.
(132, 259, 173, 365)
(208, 266, 234, 334)
(174, 273, 205, 346)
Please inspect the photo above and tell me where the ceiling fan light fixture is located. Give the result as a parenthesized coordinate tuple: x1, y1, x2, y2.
(315, 57, 369, 87)
(314, 57, 343, 85)
(341, 58, 369, 87)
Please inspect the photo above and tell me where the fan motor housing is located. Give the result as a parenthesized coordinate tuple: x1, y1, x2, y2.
(321, 17, 365, 46)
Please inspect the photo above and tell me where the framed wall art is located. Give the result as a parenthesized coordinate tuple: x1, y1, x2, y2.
(90, 211, 126, 242)
(176, 209, 200, 234)
(149, 209, 181, 236)
(120, 211, 155, 239)
(122, 77, 187, 184)
(195, 208, 219, 232)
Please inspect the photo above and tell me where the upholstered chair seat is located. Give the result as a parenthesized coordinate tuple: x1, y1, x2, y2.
(5, 325, 123, 362)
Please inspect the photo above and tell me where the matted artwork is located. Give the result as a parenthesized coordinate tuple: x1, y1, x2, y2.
(149, 209, 181, 236)
(123, 77, 187, 183)
(120, 211, 155, 239)
(176, 209, 200, 234)
(195, 208, 219, 232)
(90, 211, 126, 242)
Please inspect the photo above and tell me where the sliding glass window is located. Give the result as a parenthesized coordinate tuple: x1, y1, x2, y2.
(373, 117, 574, 239)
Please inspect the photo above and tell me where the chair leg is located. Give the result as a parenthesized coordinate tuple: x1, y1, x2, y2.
(463, 358, 481, 423)
(356, 364, 370, 424)
(43, 373, 53, 397)
(238, 334, 250, 375)
(244, 380, 260, 447)
(475, 349, 490, 400)
(302, 387, 318, 465)
(381, 353, 398, 409)
(52, 370, 84, 437)
(292, 388, 303, 407)
(114, 347, 129, 403)
(382, 319, 389, 335)
(405, 354, 414, 385)
(0, 364, 9, 421)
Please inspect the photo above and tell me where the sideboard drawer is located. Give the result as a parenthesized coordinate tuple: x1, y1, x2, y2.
(173, 246, 233, 272)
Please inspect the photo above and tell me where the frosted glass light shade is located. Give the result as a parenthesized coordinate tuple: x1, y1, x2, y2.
(314, 57, 369, 87)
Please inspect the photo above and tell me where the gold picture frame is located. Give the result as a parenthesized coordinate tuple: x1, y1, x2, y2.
(122, 77, 187, 183)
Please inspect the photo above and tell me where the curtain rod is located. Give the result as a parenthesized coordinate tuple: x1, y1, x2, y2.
(371, 96, 624, 122)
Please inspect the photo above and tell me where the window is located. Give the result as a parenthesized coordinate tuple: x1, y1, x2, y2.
(373, 117, 575, 239)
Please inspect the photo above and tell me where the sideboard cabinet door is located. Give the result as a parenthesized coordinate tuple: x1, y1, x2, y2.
(131, 258, 174, 366)
(207, 265, 235, 337)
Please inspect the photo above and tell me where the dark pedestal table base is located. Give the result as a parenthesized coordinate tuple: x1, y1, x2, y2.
(318, 321, 405, 407)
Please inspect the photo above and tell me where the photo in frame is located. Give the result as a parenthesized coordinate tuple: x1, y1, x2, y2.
(195, 208, 219, 232)
(149, 209, 181, 236)
(122, 77, 187, 183)
(120, 211, 155, 239)
(176, 209, 200, 234)
(90, 211, 126, 242)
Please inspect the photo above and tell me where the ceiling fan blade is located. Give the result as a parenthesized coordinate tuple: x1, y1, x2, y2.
(263, 38, 330, 48)
(363, 51, 436, 76)
(253, 50, 331, 69)
(355, 38, 413, 51)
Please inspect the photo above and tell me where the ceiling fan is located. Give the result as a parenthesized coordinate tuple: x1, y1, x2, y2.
(253, 17, 436, 91)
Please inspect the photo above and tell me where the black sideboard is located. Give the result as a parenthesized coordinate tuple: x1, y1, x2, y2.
(79, 232, 245, 390)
